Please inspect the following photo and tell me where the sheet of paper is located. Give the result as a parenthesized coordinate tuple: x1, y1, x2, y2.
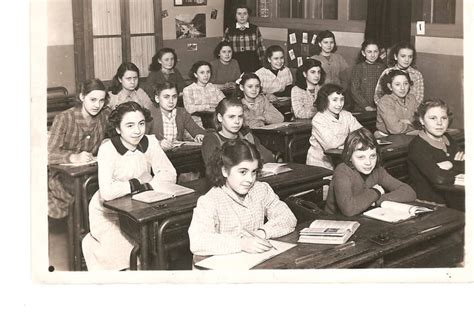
(289, 33, 297, 44)
(195, 240, 296, 270)
(289, 49, 296, 60)
(297, 56, 303, 67)
(302, 32, 308, 43)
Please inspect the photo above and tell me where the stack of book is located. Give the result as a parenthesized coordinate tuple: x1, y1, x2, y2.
(298, 220, 360, 244)
(454, 174, 465, 186)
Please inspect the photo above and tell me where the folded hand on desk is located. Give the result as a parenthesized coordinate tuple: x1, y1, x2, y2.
(69, 151, 94, 164)
(454, 151, 465, 161)
(240, 231, 272, 253)
(437, 160, 453, 170)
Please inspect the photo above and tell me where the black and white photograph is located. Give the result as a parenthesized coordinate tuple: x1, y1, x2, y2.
(31, 0, 473, 290)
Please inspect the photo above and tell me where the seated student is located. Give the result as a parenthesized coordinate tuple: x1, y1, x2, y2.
(108, 62, 153, 110)
(239, 72, 284, 128)
(183, 61, 226, 127)
(407, 99, 465, 205)
(82, 102, 177, 271)
(201, 98, 273, 169)
(325, 128, 416, 216)
(255, 45, 293, 103)
(374, 41, 424, 107)
(310, 30, 349, 88)
(148, 82, 205, 151)
(209, 41, 241, 93)
(306, 83, 362, 170)
(376, 69, 417, 135)
(188, 139, 297, 256)
(144, 47, 186, 98)
(350, 39, 386, 112)
(291, 58, 326, 119)
(48, 78, 110, 222)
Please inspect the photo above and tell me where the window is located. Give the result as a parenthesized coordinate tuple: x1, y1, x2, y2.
(412, 0, 456, 24)
(349, 0, 367, 21)
(277, 0, 337, 19)
(72, 0, 162, 85)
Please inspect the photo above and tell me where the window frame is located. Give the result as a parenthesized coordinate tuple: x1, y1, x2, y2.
(71, 0, 163, 89)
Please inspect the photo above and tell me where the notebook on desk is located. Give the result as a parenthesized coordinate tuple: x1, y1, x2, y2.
(259, 163, 292, 178)
(195, 240, 296, 270)
(59, 158, 97, 167)
(298, 220, 360, 244)
(132, 183, 195, 203)
(363, 201, 434, 223)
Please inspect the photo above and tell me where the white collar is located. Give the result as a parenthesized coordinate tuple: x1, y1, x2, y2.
(236, 22, 249, 29)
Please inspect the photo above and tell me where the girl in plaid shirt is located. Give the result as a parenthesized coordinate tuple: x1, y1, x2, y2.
(255, 45, 294, 103)
(189, 139, 296, 256)
(374, 42, 424, 107)
(183, 61, 225, 127)
(291, 58, 326, 119)
(108, 62, 153, 111)
(350, 39, 386, 112)
(48, 79, 110, 220)
(223, 4, 265, 73)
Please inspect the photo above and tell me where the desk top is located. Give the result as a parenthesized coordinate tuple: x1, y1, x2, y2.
(254, 206, 464, 269)
(104, 163, 333, 224)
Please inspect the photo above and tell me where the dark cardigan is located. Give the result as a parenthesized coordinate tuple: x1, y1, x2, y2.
(407, 134, 464, 204)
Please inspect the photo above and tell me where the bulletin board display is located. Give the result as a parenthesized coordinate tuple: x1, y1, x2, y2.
(286, 29, 322, 68)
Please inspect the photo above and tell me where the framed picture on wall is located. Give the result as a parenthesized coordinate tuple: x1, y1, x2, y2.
(174, 0, 207, 6)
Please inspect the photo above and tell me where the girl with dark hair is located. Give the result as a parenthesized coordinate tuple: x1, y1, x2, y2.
(407, 99, 464, 205)
(325, 128, 416, 216)
(374, 42, 424, 106)
(223, 4, 265, 73)
(108, 62, 153, 110)
(291, 58, 325, 119)
(310, 30, 349, 88)
(48, 78, 110, 220)
(145, 47, 186, 97)
(209, 41, 241, 92)
(183, 60, 226, 127)
(306, 84, 362, 170)
(149, 82, 205, 151)
(201, 98, 273, 169)
(238, 72, 284, 128)
(188, 139, 296, 256)
(82, 101, 176, 270)
(350, 39, 386, 112)
(376, 69, 417, 135)
(254, 45, 293, 102)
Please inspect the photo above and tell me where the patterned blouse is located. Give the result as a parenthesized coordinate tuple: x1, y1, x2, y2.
(241, 94, 284, 128)
(108, 88, 153, 110)
(374, 65, 424, 106)
(188, 181, 297, 256)
(291, 86, 319, 119)
(255, 67, 293, 95)
(224, 23, 265, 62)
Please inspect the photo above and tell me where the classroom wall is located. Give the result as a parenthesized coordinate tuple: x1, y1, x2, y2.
(161, 0, 225, 78)
(47, 0, 76, 94)
(259, 27, 464, 129)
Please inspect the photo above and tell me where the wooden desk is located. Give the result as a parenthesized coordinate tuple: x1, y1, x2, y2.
(254, 206, 464, 269)
(104, 163, 333, 270)
(166, 144, 205, 175)
(252, 111, 377, 163)
(434, 183, 465, 212)
(48, 163, 98, 271)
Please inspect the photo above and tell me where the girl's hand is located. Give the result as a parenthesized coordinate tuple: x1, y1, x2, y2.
(267, 94, 278, 103)
(194, 134, 204, 143)
(365, 106, 376, 112)
(160, 139, 174, 151)
(240, 236, 272, 253)
(437, 161, 453, 170)
(372, 184, 385, 195)
(454, 151, 465, 161)
(136, 171, 152, 184)
(69, 151, 93, 163)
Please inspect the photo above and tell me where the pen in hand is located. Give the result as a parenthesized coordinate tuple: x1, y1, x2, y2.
(244, 229, 277, 251)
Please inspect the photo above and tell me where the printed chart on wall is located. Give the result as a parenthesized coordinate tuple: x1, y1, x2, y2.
(175, 13, 206, 39)
(287, 29, 321, 68)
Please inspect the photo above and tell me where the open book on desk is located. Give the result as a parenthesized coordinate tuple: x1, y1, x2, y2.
(195, 240, 296, 270)
(59, 158, 97, 167)
(252, 121, 304, 130)
(132, 182, 195, 203)
(259, 163, 292, 178)
(298, 220, 360, 244)
(363, 201, 434, 223)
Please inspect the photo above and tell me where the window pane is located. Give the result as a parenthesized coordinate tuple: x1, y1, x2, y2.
(131, 36, 155, 78)
(278, 0, 290, 18)
(93, 38, 122, 80)
(322, 0, 337, 19)
(433, 0, 455, 24)
(129, 0, 154, 34)
(350, 0, 367, 20)
(91, 0, 121, 36)
(292, 0, 305, 18)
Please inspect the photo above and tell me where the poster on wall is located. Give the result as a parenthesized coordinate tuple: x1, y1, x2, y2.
(176, 13, 206, 39)
(174, 0, 207, 6)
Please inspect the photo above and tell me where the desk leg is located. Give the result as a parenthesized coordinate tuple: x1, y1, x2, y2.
(140, 225, 149, 270)
(72, 177, 82, 271)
